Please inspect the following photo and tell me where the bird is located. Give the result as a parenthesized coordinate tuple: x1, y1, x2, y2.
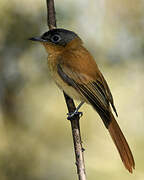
(29, 28, 135, 173)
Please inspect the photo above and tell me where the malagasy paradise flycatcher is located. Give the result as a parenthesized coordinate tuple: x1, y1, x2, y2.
(30, 28, 135, 173)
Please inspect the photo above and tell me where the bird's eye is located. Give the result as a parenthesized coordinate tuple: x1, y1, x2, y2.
(51, 34, 61, 43)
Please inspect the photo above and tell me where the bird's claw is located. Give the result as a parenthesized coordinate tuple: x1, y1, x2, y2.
(67, 111, 83, 120)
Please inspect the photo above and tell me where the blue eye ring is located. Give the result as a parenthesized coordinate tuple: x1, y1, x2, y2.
(51, 34, 61, 43)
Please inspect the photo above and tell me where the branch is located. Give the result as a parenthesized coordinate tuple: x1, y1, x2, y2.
(63, 92, 86, 180)
(46, 1, 86, 180)
(46, 0, 57, 29)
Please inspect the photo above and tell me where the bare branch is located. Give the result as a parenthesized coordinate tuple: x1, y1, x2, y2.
(46, 1, 87, 179)
(46, 0, 57, 29)
(63, 92, 86, 180)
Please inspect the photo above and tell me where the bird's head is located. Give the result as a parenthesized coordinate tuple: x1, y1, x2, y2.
(29, 28, 82, 54)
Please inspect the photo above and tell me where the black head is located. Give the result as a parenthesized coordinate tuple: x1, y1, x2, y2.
(29, 28, 79, 46)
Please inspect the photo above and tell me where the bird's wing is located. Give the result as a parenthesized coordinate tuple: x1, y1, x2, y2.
(98, 72, 118, 116)
(57, 62, 112, 128)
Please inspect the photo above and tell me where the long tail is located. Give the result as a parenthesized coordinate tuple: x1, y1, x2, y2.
(83, 91, 135, 172)
(107, 112, 135, 173)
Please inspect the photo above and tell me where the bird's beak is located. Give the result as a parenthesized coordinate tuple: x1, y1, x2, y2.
(29, 37, 47, 42)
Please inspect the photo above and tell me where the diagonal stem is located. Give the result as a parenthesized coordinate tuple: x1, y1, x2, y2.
(63, 92, 86, 180)
(46, 1, 87, 179)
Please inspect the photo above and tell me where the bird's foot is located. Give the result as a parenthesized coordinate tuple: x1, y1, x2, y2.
(67, 110, 83, 120)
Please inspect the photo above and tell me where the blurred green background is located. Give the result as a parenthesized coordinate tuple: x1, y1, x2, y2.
(0, 0, 144, 179)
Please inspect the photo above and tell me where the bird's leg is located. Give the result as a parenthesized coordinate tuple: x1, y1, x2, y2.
(67, 101, 84, 120)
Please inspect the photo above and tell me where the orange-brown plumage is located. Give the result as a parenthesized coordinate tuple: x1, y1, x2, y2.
(30, 28, 135, 172)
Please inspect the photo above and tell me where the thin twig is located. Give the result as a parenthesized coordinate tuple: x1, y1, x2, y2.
(46, 0, 57, 29)
(63, 92, 86, 180)
(46, 1, 86, 180)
